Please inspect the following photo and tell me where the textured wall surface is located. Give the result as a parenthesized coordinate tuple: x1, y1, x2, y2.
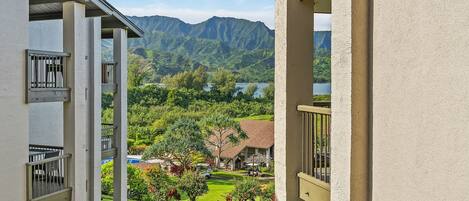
(372, 1, 469, 200)
(331, 0, 352, 200)
(28, 20, 64, 146)
(0, 0, 29, 200)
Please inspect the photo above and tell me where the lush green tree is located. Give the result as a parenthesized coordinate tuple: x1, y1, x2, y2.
(211, 69, 237, 99)
(262, 82, 274, 100)
(162, 67, 207, 90)
(200, 113, 247, 168)
(101, 162, 149, 200)
(244, 83, 258, 98)
(143, 118, 211, 170)
(231, 178, 261, 201)
(128, 54, 152, 88)
(178, 170, 209, 201)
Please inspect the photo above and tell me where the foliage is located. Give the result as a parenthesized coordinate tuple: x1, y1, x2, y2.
(200, 113, 247, 168)
(129, 145, 148, 155)
(260, 182, 275, 201)
(178, 170, 209, 201)
(143, 118, 211, 170)
(262, 82, 274, 100)
(101, 162, 149, 200)
(231, 178, 262, 201)
(144, 165, 179, 201)
(128, 53, 153, 88)
(211, 69, 237, 100)
(162, 67, 207, 90)
(244, 83, 258, 98)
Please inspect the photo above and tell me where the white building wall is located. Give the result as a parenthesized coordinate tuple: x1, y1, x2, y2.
(0, 0, 29, 200)
(28, 20, 64, 146)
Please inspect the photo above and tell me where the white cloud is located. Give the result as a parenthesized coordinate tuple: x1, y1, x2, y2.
(118, 3, 331, 31)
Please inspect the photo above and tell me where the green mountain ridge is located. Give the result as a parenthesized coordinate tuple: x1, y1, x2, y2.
(104, 15, 331, 83)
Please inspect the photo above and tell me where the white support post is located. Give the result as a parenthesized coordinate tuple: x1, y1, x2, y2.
(89, 17, 102, 201)
(63, 2, 88, 201)
(113, 28, 128, 201)
(274, 0, 314, 200)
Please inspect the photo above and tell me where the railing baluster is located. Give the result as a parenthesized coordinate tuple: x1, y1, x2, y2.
(298, 105, 331, 184)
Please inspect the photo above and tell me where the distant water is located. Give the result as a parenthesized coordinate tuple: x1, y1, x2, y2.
(204, 83, 331, 97)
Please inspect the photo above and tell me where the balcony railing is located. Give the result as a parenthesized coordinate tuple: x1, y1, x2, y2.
(102, 123, 116, 158)
(297, 105, 331, 201)
(27, 145, 71, 201)
(26, 50, 71, 103)
(102, 62, 116, 93)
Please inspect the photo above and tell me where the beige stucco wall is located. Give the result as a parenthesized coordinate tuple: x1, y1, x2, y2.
(0, 0, 29, 200)
(372, 1, 469, 200)
(28, 20, 64, 147)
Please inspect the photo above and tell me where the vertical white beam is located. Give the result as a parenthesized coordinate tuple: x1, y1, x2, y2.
(275, 0, 314, 200)
(63, 2, 88, 201)
(0, 0, 29, 200)
(89, 17, 102, 201)
(113, 28, 128, 201)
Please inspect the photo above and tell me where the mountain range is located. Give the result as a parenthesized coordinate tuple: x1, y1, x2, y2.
(113, 15, 331, 82)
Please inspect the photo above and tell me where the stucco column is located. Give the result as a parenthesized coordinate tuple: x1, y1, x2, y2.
(63, 2, 88, 201)
(113, 28, 128, 201)
(0, 0, 29, 200)
(331, 0, 370, 200)
(89, 17, 102, 201)
(274, 0, 314, 200)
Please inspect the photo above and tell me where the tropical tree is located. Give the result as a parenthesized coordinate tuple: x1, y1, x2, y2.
(231, 178, 261, 201)
(128, 54, 152, 88)
(178, 170, 209, 201)
(200, 114, 247, 168)
(162, 67, 207, 91)
(143, 118, 211, 170)
(211, 69, 237, 99)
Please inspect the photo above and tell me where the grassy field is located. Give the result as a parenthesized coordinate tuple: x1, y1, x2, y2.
(102, 170, 273, 201)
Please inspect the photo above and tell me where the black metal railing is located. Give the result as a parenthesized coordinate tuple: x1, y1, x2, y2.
(298, 105, 331, 183)
(29, 144, 64, 163)
(102, 123, 114, 151)
(27, 50, 69, 89)
(26, 49, 71, 103)
(27, 144, 70, 200)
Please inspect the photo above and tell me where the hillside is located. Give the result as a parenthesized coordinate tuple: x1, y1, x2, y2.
(121, 15, 331, 83)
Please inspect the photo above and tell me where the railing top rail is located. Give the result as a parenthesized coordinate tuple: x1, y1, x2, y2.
(26, 49, 71, 57)
(102, 123, 114, 126)
(297, 105, 331, 115)
(27, 154, 71, 166)
(29, 144, 64, 150)
(102, 62, 117, 65)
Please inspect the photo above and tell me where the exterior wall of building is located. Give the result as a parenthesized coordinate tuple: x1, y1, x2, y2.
(371, 1, 469, 200)
(0, 0, 29, 200)
(28, 20, 64, 146)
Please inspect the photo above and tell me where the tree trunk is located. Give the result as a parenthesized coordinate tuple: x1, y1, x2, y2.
(216, 147, 222, 168)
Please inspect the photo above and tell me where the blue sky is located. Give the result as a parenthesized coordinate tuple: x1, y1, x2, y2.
(107, 0, 331, 30)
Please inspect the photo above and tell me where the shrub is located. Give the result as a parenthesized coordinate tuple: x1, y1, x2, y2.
(101, 162, 149, 200)
(178, 170, 209, 201)
(129, 145, 148, 155)
(231, 178, 261, 201)
(144, 165, 179, 201)
(260, 182, 275, 201)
